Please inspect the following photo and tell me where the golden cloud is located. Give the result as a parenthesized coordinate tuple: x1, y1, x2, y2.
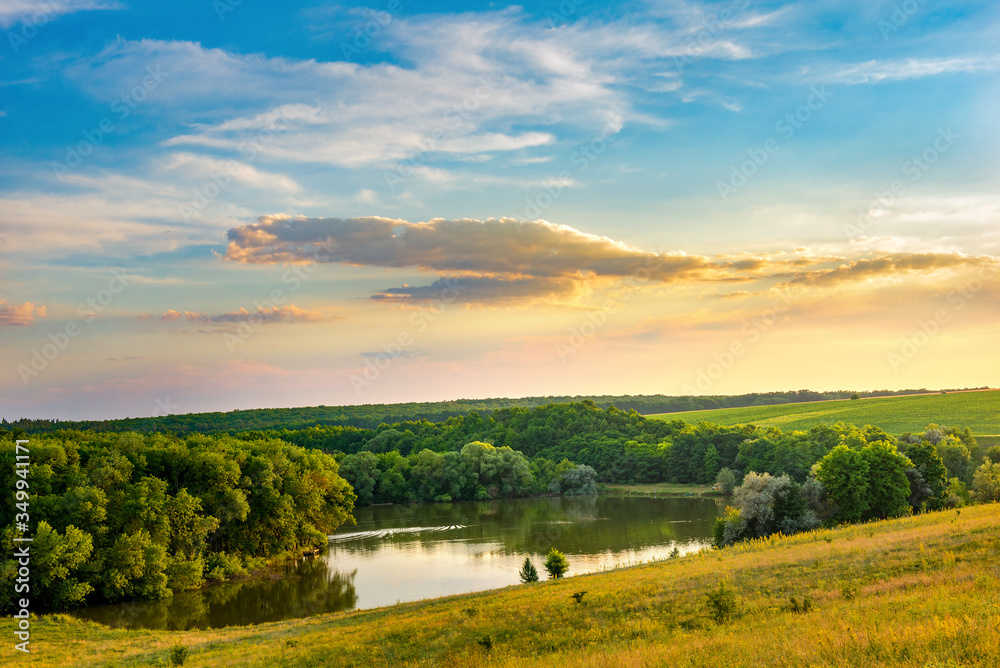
(224, 216, 999, 304)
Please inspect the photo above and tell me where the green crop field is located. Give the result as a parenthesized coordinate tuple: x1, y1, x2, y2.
(648, 389, 1000, 438)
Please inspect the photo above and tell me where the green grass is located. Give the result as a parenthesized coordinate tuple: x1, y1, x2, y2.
(648, 389, 1000, 437)
(18, 503, 1000, 667)
(603, 482, 720, 497)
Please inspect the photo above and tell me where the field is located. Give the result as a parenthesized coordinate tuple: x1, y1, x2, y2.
(649, 389, 1000, 440)
(20, 503, 1000, 667)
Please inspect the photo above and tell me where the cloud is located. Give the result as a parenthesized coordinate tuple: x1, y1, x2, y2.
(225, 215, 722, 279)
(0, 300, 45, 325)
(814, 55, 1000, 85)
(160, 305, 327, 325)
(370, 276, 583, 305)
(223, 215, 999, 304)
(0, 0, 121, 28)
(780, 252, 998, 287)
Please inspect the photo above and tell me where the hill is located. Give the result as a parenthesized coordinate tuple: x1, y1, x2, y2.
(649, 390, 1000, 441)
(29, 503, 1000, 667)
(7, 388, 965, 434)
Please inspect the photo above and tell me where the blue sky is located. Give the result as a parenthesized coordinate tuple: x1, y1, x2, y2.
(1, 0, 999, 419)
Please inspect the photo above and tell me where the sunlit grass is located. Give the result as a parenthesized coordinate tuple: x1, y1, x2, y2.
(602, 482, 719, 496)
(18, 503, 1000, 667)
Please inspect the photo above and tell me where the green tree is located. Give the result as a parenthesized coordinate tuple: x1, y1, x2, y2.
(338, 452, 380, 505)
(715, 467, 737, 494)
(816, 445, 869, 522)
(22, 522, 93, 610)
(518, 557, 539, 583)
(936, 438, 973, 484)
(972, 458, 1000, 503)
(542, 548, 570, 579)
(860, 441, 912, 520)
(905, 441, 948, 509)
(702, 444, 721, 484)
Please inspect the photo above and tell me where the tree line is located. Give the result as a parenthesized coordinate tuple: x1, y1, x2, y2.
(715, 426, 1000, 547)
(7, 387, 964, 434)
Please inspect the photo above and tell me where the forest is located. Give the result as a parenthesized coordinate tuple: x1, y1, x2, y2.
(3, 399, 998, 614)
(0, 431, 355, 613)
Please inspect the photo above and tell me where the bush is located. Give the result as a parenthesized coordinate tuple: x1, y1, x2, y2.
(705, 581, 738, 623)
(543, 548, 570, 579)
(169, 644, 189, 666)
(972, 458, 1000, 502)
(548, 465, 598, 495)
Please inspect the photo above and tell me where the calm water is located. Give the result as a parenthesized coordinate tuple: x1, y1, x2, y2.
(70, 495, 723, 630)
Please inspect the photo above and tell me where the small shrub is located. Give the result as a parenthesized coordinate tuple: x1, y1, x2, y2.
(788, 596, 812, 613)
(543, 548, 570, 579)
(570, 591, 586, 604)
(478, 635, 493, 652)
(518, 557, 539, 583)
(705, 581, 738, 624)
(169, 645, 189, 666)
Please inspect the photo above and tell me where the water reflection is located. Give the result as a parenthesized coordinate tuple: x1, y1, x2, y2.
(71, 559, 358, 630)
(70, 495, 721, 629)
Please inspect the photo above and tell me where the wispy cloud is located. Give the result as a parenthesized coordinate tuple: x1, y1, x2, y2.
(0, 300, 45, 325)
(811, 55, 1000, 85)
(0, 0, 121, 28)
(159, 304, 328, 325)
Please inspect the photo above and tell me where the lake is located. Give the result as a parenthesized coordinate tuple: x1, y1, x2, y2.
(69, 494, 723, 630)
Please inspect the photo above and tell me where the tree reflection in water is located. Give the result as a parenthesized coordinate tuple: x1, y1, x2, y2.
(71, 561, 358, 630)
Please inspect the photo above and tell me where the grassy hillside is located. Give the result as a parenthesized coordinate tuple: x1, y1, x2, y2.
(649, 389, 1000, 439)
(24, 503, 1000, 667)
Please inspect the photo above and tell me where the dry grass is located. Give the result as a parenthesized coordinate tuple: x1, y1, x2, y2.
(15, 503, 1000, 667)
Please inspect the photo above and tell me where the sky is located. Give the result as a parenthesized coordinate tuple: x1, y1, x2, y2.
(1, 0, 998, 420)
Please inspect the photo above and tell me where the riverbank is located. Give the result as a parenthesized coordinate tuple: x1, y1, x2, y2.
(601, 482, 723, 498)
(23, 502, 999, 666)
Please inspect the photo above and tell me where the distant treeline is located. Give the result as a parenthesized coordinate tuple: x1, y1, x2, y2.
(8, 388, 982, 434)
(241, 402, 991, 496)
